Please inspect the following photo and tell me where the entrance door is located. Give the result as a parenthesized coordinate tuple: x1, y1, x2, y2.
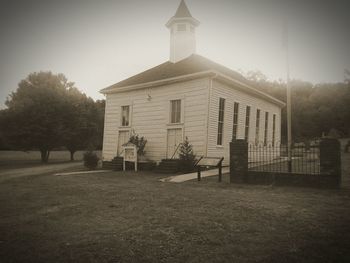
(118, 130, 130, 156)
(167, 128, 182, 159)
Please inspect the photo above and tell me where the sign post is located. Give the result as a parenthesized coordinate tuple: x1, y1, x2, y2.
(123, 143, 138, 172)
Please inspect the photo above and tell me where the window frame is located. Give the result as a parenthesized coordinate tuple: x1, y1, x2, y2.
(217, 98, 226, 146)
(169, 99, 182, 124)
(120, 105, 131, 127)
(264, 112, 269, 146)
(232, 102, 239, 140)
(255, 109, 261, 146)
(272, 114, 276, 147)
(244, 105, 251, 141)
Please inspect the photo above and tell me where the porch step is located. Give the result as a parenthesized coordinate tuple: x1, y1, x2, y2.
(102, 157, 124, 171)
(155, 159, 180, 174)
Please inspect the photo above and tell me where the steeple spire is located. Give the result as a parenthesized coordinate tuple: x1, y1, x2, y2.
(166, 0, 200, 63)
(174, 0, 193, 18)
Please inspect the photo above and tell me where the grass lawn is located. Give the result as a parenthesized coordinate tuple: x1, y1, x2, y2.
(0, 154, 349, 262)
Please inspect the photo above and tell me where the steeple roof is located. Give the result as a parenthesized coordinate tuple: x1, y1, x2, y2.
(166, 0, 199, 28)
(174, 0, 193, 18)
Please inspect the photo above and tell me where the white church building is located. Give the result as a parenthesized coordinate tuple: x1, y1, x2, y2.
(101, 0, 285, 165)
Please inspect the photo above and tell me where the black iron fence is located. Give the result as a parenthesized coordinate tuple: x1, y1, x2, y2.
(230, 139, 341, 188)
(248, 142, 320, 175)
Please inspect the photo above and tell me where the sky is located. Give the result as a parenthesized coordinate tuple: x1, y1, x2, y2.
(0, 0, 349, 107)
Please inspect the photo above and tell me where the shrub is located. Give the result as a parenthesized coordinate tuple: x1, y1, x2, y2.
(179, 137, 196, 173)
(129, 134, 147, 156)
(83, 151, 99, 170)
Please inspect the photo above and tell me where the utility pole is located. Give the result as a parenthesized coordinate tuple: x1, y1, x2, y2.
(284, 20, 292, 172)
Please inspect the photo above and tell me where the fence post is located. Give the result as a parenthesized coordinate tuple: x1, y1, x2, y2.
(320, 138, 341, 188)
(218, 161, 222, 182)
(230, 139, 248, 183)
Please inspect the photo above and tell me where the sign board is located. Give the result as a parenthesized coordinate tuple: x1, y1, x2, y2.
(196, 157, 224, 182)
(122, 143, 138, 171)
(197, 157, 224, 167)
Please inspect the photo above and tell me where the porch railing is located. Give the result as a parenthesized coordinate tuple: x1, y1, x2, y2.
(170, 143, 183, 159)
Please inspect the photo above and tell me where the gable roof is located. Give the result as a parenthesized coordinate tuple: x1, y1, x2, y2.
(104, 54, 250, 90)
(101, 54, 285, 108)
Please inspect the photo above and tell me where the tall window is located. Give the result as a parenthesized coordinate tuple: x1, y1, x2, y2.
(264, 112, 269, 146)
(244, 106, 251, 141)
(217, 98, 225, 145)
(255, 109, 261, 145)
(232, 102, 239, 140)
(272, 114, 276, 147)
(121, 106, 130, 126)
(170, 100, 181, 123)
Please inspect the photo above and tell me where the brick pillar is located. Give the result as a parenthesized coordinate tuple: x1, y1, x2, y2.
(320, 138, 341, 187)
(230, 139, 248, 183)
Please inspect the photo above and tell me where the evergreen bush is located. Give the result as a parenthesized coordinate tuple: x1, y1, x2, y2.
(83, 151, 99, 170)
(179, 137, 196, 173)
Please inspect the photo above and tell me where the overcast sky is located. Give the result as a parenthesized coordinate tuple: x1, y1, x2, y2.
(1, 0, 349, 107)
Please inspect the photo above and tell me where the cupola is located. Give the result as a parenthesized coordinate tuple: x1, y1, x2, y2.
(166, 0, 200, 63)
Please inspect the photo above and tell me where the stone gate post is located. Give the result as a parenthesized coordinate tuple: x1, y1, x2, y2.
(320, 138, 341, 188)
(230, 139, 248, 183)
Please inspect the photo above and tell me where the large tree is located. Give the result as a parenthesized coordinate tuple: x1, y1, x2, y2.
(246, 70, 350, 142)
(64, 89, 103, 161)
(0, 71, 100, 163)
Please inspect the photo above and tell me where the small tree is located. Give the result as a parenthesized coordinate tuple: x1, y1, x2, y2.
(178, 137, 196, 173)
(128, 134, 147, 156)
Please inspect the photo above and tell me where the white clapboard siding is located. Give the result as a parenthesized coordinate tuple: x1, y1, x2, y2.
(207, 80, 282, 165)
(102, 78, 210, 162)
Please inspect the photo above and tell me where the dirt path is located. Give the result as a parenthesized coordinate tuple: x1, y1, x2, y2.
(0, 162, 84, 183)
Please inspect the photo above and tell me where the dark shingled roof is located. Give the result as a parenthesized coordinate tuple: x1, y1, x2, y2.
(107, 54, 250, 89)
(174, 0, 193, 18)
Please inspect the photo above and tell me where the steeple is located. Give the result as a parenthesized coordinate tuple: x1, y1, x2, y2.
(166, 0, 200, 63)
(174, 0, 193, 18)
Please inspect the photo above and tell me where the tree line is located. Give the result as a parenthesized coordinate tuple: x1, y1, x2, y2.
(1, 69, 349, 162)
(0, 72, 104, 162)
(245, 70, 350, 143)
